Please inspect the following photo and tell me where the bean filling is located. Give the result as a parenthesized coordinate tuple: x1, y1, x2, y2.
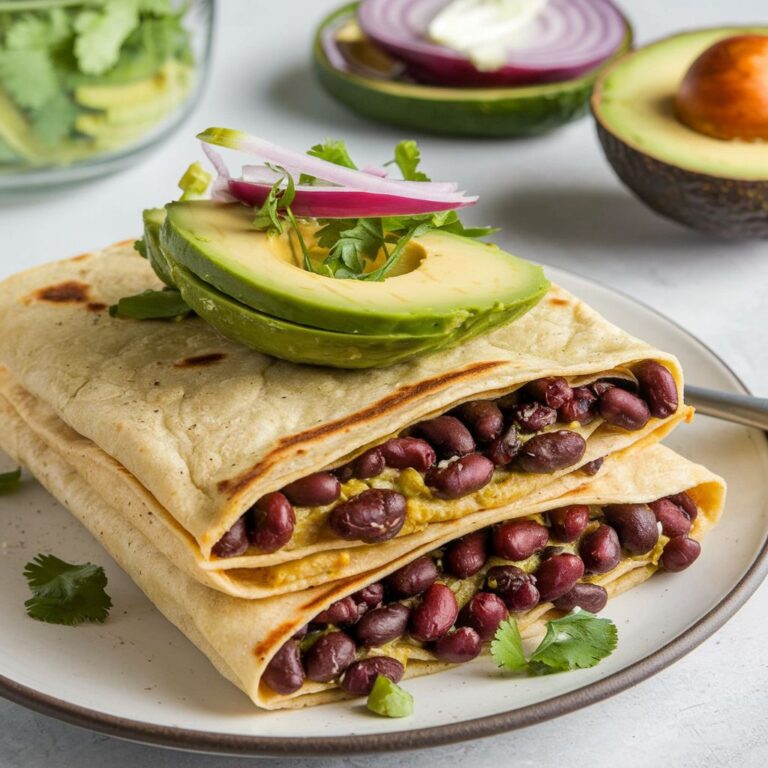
(262, 490, 700, 696)
(214, 365, 679, 558)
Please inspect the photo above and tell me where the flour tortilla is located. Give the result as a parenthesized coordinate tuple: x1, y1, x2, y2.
(0, 245, 689, 578)
(0, 395, 724, 709)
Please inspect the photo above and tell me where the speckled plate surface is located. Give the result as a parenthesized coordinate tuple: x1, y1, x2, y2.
(1, 266, 766, 756)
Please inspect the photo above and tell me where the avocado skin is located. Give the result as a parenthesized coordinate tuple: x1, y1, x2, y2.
(595, 121, 768, 239)
(142, 208, 177, 287)
(313, 4, 632, 138)
(167, 257, 539, 368)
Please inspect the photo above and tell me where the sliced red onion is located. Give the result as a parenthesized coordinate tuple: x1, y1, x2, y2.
(227, 180, 466, 217)
(201, 143, 237, 202)
(358, 0, 628, 87)
(198, 127, 476, 205)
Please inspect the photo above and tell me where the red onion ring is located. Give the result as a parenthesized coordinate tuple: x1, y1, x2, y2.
(358, 0, 629, 87)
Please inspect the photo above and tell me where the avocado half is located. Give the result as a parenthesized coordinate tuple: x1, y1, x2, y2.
(314, 3, 632, 138)
(145, 204, 549, 369)
(592, 27, 768, 239)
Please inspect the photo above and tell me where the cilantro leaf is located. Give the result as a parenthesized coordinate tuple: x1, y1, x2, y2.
(109, 289, 191, 320)
(74, 0, 140, 76)
(0, 49, 58, 110)
(392, 140, 430, 182)
(23, 554, 112, 626)
(134, 238, 148, 258)
(528, 611, 618, 674)
(300, 139, 357, 185)
(30, 91, 78, 146)
(490, 618, 528, 671)
(0, 468, 22, 494)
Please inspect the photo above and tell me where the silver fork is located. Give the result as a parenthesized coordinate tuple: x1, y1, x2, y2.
(685, 386, 768, 432)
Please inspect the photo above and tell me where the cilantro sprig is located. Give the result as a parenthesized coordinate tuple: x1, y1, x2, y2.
(23, 554, 113, 626)
(491, 611, 618, 675)
(249, 139, 497, 281)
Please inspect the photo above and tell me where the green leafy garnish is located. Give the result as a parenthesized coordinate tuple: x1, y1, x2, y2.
(366, 675, 414, 718)
(299, 139, 358, 185)
(491, 611, 618, 675)
(0, 468, 22, 494)
(134, 238, 148, 259)
(528, 611, 618, 674)
(490, 618, 528, 671)
(0, 49, 58, 110)
(23, 554, 112, 626)
(73, 0, 140, 76)
(109, 289, 191, 320)
(391, 139, 430, 182)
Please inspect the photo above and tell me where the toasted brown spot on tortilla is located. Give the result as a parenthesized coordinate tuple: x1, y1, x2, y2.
(218, 360, 505, 497)
(252, 620, 307, 659)
(113, 238, 135, 248)
(174, 353, 227, 368)
(549, 297, 569, 306)
(86, 302, 107, 312)
(71, 253, 91, 262)
(33, 281, 90, 304)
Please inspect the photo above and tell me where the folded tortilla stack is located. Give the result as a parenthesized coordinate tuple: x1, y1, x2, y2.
(0, 390, 724, 709)
(0, 245, 692, 598)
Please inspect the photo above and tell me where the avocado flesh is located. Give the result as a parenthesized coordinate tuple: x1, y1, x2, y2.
(594, 27, 768, 180)
(142, 208, 177, 287)
(162, 201, 549, 337)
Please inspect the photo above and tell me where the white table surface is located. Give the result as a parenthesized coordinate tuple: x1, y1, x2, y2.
(1, 0, 767, 765)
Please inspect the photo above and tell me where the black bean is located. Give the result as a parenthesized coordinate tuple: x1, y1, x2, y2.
(493, 520, 549, 561)
(412, 415, 475, 459)
(518, 430, 587, 473)
(263, 639, 305, 694)
(314, 596, 361, 626)
(666, 492, 698, 522)
(304, 631, 357, 682)
(510, 402, 558, 433)
(455, 400, 504, 443)
(355, 603, 411, 647)
(332, 464, 354, 483)
(598, 388, 650, 431)
(379, 437, 436, 472)
(282, 472, 341, 507)
(604, 503, 659, 555)
(329, 489, 406, 543)
(249, 492, 295, 553)
(634, 361, 679, 419)
(341, 657, 404, 696)
(661, 536, 701, 572)
(212, 514, 250, 558)
(580, 525, 621, 574)
(444, 529, 488, 578)
(548, 505, 591, 542)
(486, 424, 522, 467)
(535, 553, 585, 602)
(581, 457, 605, 476)
(433, 627, 482, 663)
(525, 377, 573, 409)
(353, 448, 385, 479)
(485, 565, 540, 611)
(649, 498, 692, 537)
(458, 592, 508, 641)
(553, 583, 608, 613)
(590, 380, 615, 397)
(352, 582, 384, 610)
(409, 583, 458, 642)
(385, 556, 438, 599)
(558, 386, 597, 425)
(426, 453, 494, 500)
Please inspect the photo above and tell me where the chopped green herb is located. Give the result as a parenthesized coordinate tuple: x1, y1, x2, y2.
(528, 610, 618, 674)
(491, 611, 618, 676)
(109, 289, 191, 320)
(366, 675, 414, 718)
(392, 139, 430, 182)
(252, 167, 296, 234)
(490, 618, 527, 671)
(0, 468, 22, 494)
(73, 0, 140, 76)
(23, 554, 112, 626)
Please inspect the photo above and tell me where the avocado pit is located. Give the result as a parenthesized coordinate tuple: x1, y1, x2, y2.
(675, 35, 768, 142)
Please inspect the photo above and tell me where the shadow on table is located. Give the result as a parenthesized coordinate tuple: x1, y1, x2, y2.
(485, 186, 724, 254)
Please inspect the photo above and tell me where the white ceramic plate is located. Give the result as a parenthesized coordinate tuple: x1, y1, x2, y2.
(1, 266, 766, 756)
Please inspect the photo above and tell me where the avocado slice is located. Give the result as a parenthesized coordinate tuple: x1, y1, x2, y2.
(161, 201, 549, 337)
(142, 208, 177, 288)
(314, 4, 632, 138)
(592, 27, 768, 238)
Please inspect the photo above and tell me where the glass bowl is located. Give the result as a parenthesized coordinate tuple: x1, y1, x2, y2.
(0, 0, 214, 189)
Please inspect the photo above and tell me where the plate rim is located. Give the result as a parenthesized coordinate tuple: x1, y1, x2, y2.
(0, 265, 766, 757)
